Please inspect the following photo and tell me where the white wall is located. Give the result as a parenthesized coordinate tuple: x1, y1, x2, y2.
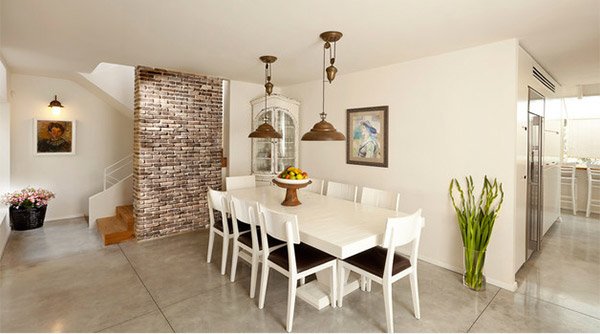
(0, 57, 10, 257)
(79, 62, 134, 118)
(10, 74, 133, 221)
(282, 40, 519, 289)
(228, 80, 267, 176)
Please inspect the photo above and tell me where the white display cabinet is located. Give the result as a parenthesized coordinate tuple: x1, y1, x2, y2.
(250, 94, 300, 186)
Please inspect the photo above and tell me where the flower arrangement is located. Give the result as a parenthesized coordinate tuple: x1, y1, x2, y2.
(2, 187, 55, 208)
(449, 176, 503, 291)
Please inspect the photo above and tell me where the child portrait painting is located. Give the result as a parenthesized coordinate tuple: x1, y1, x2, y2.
(35, 119, 76, 155)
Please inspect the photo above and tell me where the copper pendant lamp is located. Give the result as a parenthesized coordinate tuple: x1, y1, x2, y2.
(301, 31, 345, 141)
(249, 55, 283, 139)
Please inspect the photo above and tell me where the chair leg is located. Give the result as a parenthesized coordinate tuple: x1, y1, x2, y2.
(258, 263, 270, 309)
(360, 275, 367, 291)
(230, 241, 239, 282)
(207, 228, 215, 263)
(382, 281, 394, 333)
(586, 181, 592, 218)
(571, 182, 577, 216)
(250, 253, 259, 298)
(409, 271, 421, 319)
(367, 278, 372, 292)
(299, 277, 306, 285)
(220, 235, 229, 275)
(330, 264, 337, 308)
(338, 263, 344, 307)
(286, 278, 298, 332)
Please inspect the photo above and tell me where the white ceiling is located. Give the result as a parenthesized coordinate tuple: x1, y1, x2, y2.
(1, 0, 598, 87)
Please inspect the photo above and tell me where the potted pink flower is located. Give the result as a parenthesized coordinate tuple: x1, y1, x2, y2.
(2, 187, 55, 230)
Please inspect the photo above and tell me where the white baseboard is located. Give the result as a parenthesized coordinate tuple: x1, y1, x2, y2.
(45, 214, 86, 222)
(417, 254, 518, 292)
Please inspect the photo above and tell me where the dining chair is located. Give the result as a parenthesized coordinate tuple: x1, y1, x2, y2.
(560, 164, 577, 215)
(229, 196, 285, 298)
(326, 181, 358, 202)
(586, 166, 600, 217)
(226, 175, 256, 190)
(302, 177, 325, 195)
(257, 204, 337, 332)
(338, 209, 425, 333)
(361, 187, 400, 211)
(206, 188, 250, 275)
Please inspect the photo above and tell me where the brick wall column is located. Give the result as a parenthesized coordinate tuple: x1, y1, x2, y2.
(133, 66, 223, 240)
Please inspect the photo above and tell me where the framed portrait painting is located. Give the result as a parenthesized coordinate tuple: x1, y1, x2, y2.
(34, 119, 76, 155)
(346, 106, 388, 167)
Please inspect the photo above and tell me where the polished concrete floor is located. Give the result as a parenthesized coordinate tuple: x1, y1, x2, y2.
(0, 213, 599, 332)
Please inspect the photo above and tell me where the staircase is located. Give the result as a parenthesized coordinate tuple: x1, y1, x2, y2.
(97, 205, 135, 245)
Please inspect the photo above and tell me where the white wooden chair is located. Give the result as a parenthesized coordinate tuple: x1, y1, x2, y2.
(326, 181, 358, 202)
(586, 166, 600, 217)
(229, 196, 284, 298)
(257, 204, 337, 332)
(302, 177, 325, 195)
(360, 187, 400, 212)
(226, 175, 256, 190)
(206, 188, 250, 275)
(338, 209, 425, 333)
(560, 164, 577, 215)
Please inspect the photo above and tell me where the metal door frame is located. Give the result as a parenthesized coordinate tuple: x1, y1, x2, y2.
(526, 86, 545, 260)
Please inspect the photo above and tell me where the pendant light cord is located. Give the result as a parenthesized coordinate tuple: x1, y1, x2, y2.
(321, 43, 327, 121)
(264, 63, 269, 124)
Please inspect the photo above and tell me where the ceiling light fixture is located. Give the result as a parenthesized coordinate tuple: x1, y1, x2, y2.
(48, 95, 64, 115)
(249, 55, 283, 139)
(301, 31, 345, 141)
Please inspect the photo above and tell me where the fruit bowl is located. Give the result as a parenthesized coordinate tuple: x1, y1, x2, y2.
(274, 177, 311, 185)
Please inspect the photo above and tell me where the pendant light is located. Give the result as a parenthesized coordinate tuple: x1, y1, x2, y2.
(249, 55, 282, 139)
(301, 31, 345, 141)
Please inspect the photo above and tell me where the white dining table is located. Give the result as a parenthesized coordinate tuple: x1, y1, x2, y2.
(227, 185, 407, 309)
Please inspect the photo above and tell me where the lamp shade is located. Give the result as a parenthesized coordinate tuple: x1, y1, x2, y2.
(249, 122, 283, 139)
(48, 95, 64, 109)
(301, 119, 345, 141)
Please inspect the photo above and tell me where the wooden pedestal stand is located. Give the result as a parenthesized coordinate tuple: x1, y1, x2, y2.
(272, 179, 312, 206)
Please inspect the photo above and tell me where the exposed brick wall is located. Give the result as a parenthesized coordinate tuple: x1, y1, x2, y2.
(133, 66, 223, 240)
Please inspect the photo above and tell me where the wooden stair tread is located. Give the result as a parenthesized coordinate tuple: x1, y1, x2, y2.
(116, 205, 134, 229)
(97, 214, 134, 246)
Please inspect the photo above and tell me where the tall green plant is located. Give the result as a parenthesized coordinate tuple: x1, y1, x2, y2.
(449, 176, 504, 290)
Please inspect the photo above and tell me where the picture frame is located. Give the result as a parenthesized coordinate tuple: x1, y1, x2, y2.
(33, 119, 76, 155)
(346, 106, 388, 167)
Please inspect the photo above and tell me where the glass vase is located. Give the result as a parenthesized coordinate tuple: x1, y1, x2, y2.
(463, 247, 486, 291)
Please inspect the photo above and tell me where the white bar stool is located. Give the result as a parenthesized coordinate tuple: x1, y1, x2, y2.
(560, 164, 577, 215)
(586, 166, 600, 217)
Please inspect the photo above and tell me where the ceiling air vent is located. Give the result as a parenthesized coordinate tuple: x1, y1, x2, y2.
(532, 67, 556, 93)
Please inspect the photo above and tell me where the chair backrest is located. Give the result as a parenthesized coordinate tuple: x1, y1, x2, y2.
(257, 204, 300, 244)
(226, 175, 256, 190)
(361, 187, 400, 211)
(303, 178, 325, 195)
(207, 187, 229, 228)
(326, 181, 358, 202)
(230, 196, 260, 249)
(588, 166, 600, 185)
(381, 209, 424, 277)
(560, 165, 576, 180)
(257, 204, 301, 274)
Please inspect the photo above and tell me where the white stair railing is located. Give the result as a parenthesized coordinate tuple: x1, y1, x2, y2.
(104, 154, 133, 190)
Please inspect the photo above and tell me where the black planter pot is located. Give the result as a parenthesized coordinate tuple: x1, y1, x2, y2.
(9, 205, 48, 231)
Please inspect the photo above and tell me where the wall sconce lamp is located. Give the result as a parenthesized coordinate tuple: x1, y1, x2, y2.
(48, 95, 64, 115)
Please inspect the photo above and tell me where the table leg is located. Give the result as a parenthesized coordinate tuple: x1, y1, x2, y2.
(296, 261, 360, 310)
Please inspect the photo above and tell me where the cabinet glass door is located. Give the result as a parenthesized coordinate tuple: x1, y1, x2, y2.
(252, 110, 274, 174)
(275, 108, 296, 173)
